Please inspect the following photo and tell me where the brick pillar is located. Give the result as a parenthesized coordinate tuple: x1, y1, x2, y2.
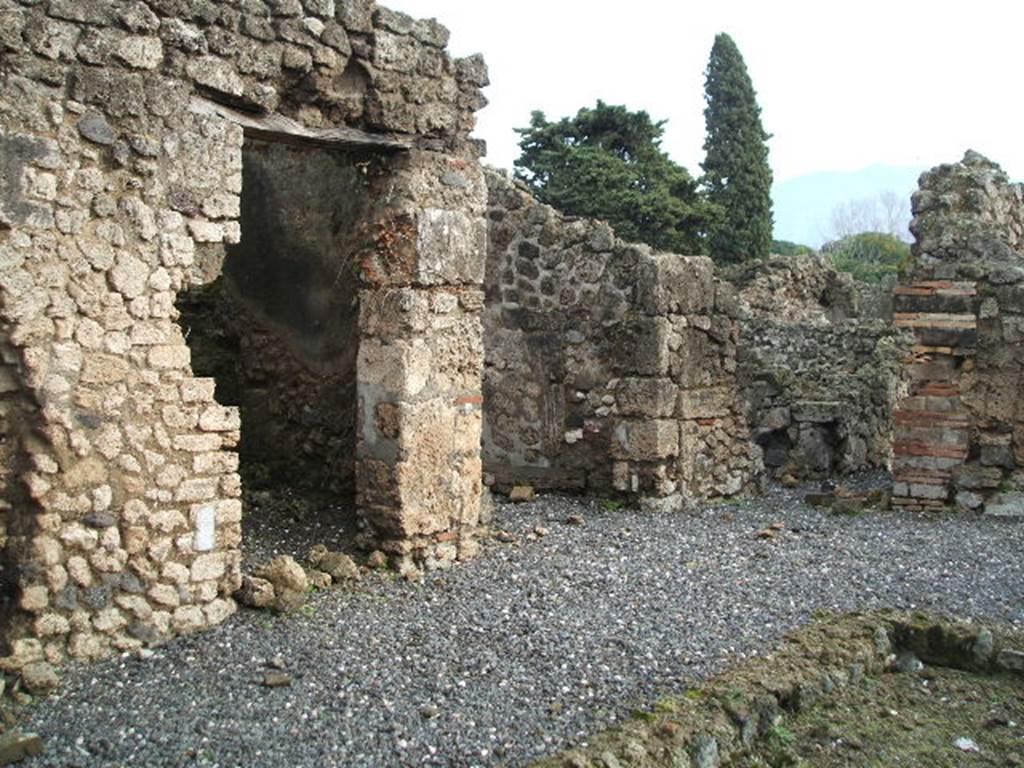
(891, 281, 978, 510)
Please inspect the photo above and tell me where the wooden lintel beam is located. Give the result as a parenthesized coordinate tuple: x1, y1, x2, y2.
(189, 96, 412, 152)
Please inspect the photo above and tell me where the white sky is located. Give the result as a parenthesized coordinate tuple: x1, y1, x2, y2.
(384, 0, 1024, 183)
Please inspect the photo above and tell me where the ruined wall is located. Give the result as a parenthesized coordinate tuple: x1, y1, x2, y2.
(892, 151, 1024, 511)
(734, 256, 910, 479)
(725, 254, 861, 326)
(483, 170, 761, 505)
(0, 0, 488, 671)
(740, 319, 908, 478)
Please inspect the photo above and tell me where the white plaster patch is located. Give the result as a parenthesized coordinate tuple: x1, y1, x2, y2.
(193, 504, 216, 552)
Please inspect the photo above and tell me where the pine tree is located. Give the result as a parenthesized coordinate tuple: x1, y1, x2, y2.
(702, 33, 773, 263)
(514, 102, 715, 255)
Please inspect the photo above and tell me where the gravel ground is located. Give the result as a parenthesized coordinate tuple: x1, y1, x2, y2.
(19, 478, 1024, 768)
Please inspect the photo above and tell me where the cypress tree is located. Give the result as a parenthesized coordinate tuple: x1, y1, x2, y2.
(702, 33, 773, 263)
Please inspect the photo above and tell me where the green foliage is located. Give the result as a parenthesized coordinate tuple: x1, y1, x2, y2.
(514, 101, 714, 254)
(766, 724, 796, 747)
(702, 33, 774, 264)
(771, 239, 813, 256)
(823, 231, 910, 283)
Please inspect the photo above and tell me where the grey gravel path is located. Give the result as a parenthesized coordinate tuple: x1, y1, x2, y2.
(20, 480, 1024, 767)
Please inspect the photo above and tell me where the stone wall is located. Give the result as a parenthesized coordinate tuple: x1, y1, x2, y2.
(0, 0, 488, 670)
(483, 170, 761, 506)
(725, 254, 861, 326)
(740, 318, 909, 478)
(734, 256, 910, 479)
(892, 151, 1024, 512)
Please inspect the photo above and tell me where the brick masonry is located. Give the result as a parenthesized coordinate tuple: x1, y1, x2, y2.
(891, 152, 1024, 511)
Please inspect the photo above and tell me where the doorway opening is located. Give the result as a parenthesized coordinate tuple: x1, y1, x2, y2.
(178, 137, 379, 566)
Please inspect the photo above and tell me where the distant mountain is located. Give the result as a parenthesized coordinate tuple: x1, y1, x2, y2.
(772, 164, 927, 249)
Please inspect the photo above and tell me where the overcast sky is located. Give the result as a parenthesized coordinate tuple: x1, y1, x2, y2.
(385, 0, 1024, 183)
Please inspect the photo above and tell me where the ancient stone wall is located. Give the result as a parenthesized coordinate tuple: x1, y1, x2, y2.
(740, 318, 908, 478)
(734, 256, 910, 479)
(892, 151, 1024, 512)
(0, 0, 488, 670)
(725, 254, 861, 326)
(483, 170, 761, 506)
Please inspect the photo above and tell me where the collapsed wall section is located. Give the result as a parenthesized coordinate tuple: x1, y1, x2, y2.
(483, 170, 761, 505)
(0, 0, 488, 672)
(733, 256, 910, 479)
(892, 151, 1024, 512)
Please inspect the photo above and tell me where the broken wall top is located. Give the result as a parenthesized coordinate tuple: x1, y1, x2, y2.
(910, 150, 1024, 281)
(0, 0, 488, 143)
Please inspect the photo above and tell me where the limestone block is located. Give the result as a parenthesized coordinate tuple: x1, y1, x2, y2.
(635, 254, 714, 316)
(19, 586, 49, 614)
(613, 420, 680, 461)
(357, 338, 432, 400)
(185, 56, 244, 97)
(148, 583, 180, 608)
(181, 378, 217, 403)
(615, 378, 678, 418)
(148, 345, 191, 370)
(190, 552, 226, 582)
(678, 386, 733, 419)
(80, 353, 129, 384)
(416, 208, 486, 286)
(34, 613, 70, 638)
(203, 598, 236, 625)
(172, 433, 222, 453)
(198, 404, 240, 432)
(171, 605, 206, 634)
(115, 35, 163, 69)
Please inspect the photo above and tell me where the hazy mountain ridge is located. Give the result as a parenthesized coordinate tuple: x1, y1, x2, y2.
(772, 164, 926, 248)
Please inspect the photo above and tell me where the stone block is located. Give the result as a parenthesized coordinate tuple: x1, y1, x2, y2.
(635, 254, 714, 315)
(613, 419, 679, 461)
(615, 378, 677, 418)
(984, 492, 1024, 519)
(80, 353, 129, 384)
(148, 344, 191, 370)
(416, 208, 487, 286)
(677, 386, 733, 419)
(614, 317, 671, 376)
(357, 338, 432, 400)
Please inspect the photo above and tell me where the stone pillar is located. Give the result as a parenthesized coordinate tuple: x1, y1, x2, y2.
(354, 150, 487, 570)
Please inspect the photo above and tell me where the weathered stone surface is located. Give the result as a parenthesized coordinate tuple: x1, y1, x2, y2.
(482, 169, 758, 502)
(984, 492, 1024, 519)
(235, 576, 275, 609)
(893, 152, 1024, 510)
(21, 661, 60, 694)
(319, 552, 360, 582)
(256, 556, 308, 612)
(0, 731, 44, 764)
(77, 112, 117, 145)
(0, 0, 488, 669)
